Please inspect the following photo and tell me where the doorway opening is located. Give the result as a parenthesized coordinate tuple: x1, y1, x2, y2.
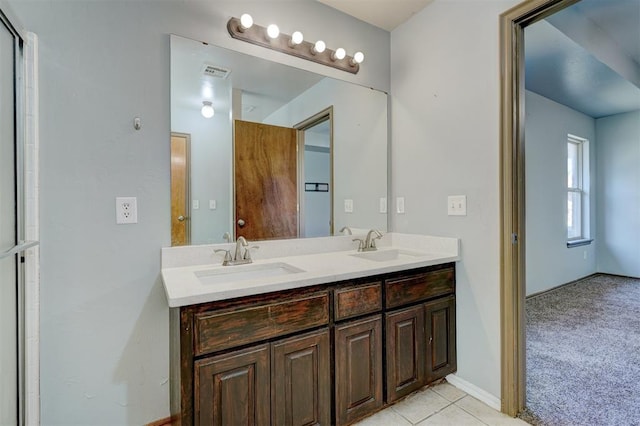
(295, 107, 334, 238)
(501, 0, 639, 419)
(499, 0, 581, 417)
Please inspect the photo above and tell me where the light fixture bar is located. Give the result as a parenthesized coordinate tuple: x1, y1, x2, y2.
(227, 17, 361, 74)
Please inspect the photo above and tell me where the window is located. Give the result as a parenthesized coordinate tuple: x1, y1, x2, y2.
(567, 135, 589, 242)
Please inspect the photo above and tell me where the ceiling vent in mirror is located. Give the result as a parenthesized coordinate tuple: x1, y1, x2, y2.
(202, 64, 231, 79)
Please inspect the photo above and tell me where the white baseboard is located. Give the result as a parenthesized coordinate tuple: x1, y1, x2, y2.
(445, 374, 501, 411)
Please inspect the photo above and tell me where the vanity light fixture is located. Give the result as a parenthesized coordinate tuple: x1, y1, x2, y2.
(352, 51, 365, 65)
(266, 24, 280, 40)
(311, 40, 326, 55)
(227, 15, 362, 74)
(239, 14, 253, 32)
(332, 47, 346, 61)
(289, 31, 304, 47)
(201, 101, 214, 118)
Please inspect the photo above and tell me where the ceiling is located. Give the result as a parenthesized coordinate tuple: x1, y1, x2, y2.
(316, 0, 433, 31)
(316, 0, 639, 118)
(525, 0, 640, 118)
(174, 1, 639, 123)
(171, 36, 323, 123)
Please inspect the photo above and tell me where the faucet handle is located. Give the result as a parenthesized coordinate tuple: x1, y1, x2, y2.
(371, 233, 382, 248)
(244, 246, 259, 261)
(352, 238, 365, 252)
(214, 249, 233, 265)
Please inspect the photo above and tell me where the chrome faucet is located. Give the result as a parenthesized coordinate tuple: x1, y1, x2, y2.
(234, 236, 248, 262)
(214, 236, 258, 266)
(359, 229, 383, 252)
(353, 229, 383, 252)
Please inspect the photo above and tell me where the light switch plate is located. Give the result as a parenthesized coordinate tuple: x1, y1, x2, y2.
(396, 197, 405, 214)
(448, 195, 467, 216)
(344, 199, 353, 213)
(193, 200, 199, 210)
(209, 200, 217, 210)
(379, 197, 387, 214)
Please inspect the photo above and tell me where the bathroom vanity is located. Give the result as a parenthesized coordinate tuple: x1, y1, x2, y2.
(162, 233, 460, 425)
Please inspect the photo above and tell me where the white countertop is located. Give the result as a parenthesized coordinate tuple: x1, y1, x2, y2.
(161, 233, 460, 308)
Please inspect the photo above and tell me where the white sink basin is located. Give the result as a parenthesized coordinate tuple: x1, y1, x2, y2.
(195, 262, 305, 285)
(350, 248, 426, 262)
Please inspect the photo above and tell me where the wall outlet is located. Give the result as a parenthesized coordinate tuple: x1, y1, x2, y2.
(193, 200, 200, 210)
(379, 197, 387, 214)
(344, 199, 353, 213)
(209, 200, 217, 210)
(447, 195, 467, 216)
(396, 197, 405, 214)
(116, 197, 138, 224)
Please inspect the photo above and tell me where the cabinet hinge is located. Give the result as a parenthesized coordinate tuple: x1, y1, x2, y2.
(511, 233, 518, 244)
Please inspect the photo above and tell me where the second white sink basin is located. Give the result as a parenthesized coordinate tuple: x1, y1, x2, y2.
(195, 262, 305, 285)
(350, 248, 426, 262)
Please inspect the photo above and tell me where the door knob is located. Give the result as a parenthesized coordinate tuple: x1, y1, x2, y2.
(177, 215, 186, 222)
(237, 219, 246, 227)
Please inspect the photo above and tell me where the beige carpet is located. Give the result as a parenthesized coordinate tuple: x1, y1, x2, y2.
(519, 274, 640, 426)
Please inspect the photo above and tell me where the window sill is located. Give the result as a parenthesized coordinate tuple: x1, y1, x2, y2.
(567, 239, 593, 248)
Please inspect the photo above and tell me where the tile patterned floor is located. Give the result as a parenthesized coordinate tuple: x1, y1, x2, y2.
(354, 382, 530, 426)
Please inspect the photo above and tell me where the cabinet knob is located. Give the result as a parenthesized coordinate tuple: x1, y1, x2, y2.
(237, 219, 246, 227)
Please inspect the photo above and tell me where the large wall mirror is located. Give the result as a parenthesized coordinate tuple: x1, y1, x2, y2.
(170, 35, 388, 245)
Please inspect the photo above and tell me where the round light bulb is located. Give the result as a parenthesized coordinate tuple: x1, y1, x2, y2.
(333, 47, 346, 61)
(353, 51, 365, 64)
(201, 101, 214, 118)
(291, 31, 304, 45)
(239, 13, 253, 30)
(267, 24, 280, 39)
(313, 40, 326, 54)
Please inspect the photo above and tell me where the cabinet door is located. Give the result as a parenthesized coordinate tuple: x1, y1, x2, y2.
(385, 305, 426, 402)
(425, 296, 457, 382)
(272, 329, 331, 426)
(194, 344, 270, 426)
(335, 315, 383, 425)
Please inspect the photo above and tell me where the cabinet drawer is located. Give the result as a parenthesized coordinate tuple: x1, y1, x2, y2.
(334, 281, 382, 321)
(385, 267, 454, 309)
(194, 292, 329, 356)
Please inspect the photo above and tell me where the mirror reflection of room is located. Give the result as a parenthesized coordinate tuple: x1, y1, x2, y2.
(170, 35, 388, 245)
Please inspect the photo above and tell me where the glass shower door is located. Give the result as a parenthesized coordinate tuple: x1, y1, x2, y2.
(0, 11, 25, 426)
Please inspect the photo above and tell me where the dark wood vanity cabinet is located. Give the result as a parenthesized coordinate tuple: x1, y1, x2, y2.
(335, 315, 384, 425)
(194, 344, 270, 425)
(425, 295, 457, 382)
(385, 305, 426, 403)
(271, 329, 331, 426)
(171, 262, 456, 426)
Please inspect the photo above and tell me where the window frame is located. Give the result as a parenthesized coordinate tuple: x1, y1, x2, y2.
(566, 134, 592, 246)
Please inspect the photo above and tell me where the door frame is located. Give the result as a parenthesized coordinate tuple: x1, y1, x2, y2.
(499, 0, 580, 416)
(294, 106, 334, 237)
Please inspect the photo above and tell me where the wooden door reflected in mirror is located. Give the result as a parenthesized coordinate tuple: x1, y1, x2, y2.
(234, 120, 298, 240)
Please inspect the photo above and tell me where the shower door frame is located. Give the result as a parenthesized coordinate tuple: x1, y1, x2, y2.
(0, 4, 39, 425)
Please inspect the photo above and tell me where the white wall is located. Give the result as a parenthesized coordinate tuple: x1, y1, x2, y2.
(596, 110, 640, 278)
(391, 0, 518, 400)
(7, 0, 389, 424)
(524, 91, 597, 295)
(304, 147, 331, 237)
